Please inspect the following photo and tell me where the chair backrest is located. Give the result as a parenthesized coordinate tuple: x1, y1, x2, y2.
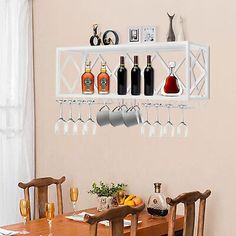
(18, 176, 66, 220)
(166, 190, 211, 236)
(85, 203, 145, 236)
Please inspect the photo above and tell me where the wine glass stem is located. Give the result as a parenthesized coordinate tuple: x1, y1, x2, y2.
(89, 103, 92, 119)
(59, 102, 63, 119)
(48, 220, 52, 235)
(156, 107, 159, 122)
(69, 101, 73, 119)
(79, 103, 82, 119)
(168, 107, 170, 122)
(21, 216, 27, 234)
(182, 108, 185, 123)
(73, 202, 76, 215)
(23, 216, 26, 226)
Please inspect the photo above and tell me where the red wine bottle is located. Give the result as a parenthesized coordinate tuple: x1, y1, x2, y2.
(144, 55, 154, 96)
(131, 56, 141, 95)
(117, 56, 127, 95)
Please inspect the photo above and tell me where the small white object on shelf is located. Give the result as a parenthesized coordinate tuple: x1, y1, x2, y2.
(177, 16, 185, 41)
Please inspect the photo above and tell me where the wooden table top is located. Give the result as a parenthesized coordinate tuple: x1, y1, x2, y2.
(2, 208, 184, 236)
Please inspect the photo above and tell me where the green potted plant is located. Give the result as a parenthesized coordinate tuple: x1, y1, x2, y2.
(88, 182, 127, 211)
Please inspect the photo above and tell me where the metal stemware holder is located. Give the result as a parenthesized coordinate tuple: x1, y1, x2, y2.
(55, 99, 190, 137)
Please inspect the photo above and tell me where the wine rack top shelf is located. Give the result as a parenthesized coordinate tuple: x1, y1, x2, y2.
(57, 41, 209, 54)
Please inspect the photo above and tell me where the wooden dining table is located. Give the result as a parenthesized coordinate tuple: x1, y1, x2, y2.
(2, 208, 184, 236)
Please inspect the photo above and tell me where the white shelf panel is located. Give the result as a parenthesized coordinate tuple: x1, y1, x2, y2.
(58, 41, 208, 54)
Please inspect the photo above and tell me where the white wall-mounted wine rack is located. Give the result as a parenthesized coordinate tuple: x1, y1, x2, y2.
(56, 41, 209, 106)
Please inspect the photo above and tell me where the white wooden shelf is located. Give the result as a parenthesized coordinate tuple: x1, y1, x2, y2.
(56, 41, 210, 105)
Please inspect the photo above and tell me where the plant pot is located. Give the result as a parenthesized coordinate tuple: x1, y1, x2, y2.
(97, 196, 116, 211)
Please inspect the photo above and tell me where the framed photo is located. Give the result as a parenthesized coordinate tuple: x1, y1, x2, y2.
(128, 27, 141, 43)
(142, 26, 156, 43)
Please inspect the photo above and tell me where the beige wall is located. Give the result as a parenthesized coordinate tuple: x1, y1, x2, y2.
(33, 0, 236, 235)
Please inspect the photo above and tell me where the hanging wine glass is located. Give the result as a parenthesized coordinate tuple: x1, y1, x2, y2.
(83, 101, 96, 135)
(163, 105, 174, 137)
(55, 100, 66, 135)
(177, 105, 188, 137)
(141, 104, 151, 137)
(64, 100, 76, 135)
(150, 104, 163, 137)
(73, 101, 84, 135)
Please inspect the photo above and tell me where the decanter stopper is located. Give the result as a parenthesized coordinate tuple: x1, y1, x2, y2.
(177, 16, 185, 41)
(167, 13, 176, 42)
(154, 183, 161, 193)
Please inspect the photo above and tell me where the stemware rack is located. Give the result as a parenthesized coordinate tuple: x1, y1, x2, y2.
(56, 41, 210, 106)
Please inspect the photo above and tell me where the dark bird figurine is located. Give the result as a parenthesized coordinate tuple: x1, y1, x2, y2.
(167, 13, 176, 42)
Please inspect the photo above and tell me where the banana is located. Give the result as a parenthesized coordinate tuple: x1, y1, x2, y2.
(124, 195, 135, 205)
(124, 200, 135, 206)
(120, 196, 126, 205)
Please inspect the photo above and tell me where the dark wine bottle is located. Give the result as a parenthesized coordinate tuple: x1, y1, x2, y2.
(117, 56, 127, 95)
(144, 55, 154, 96)
(131, 56, 141, 95)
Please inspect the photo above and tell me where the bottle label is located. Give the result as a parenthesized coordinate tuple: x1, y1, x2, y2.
(84, 77, 92, 91)
(100, 78, 107, 91)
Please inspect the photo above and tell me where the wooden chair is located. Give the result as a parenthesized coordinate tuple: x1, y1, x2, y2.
(166, 190, 211, 236)
(84, 203, 145, 236)
(18, 176, 66, 220)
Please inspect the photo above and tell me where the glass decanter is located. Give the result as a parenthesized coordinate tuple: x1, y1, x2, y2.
(161, 61, 182, 96)
(147, 183, 168, 217)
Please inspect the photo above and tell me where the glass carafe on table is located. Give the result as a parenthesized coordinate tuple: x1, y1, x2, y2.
(147, 183, 168, 217)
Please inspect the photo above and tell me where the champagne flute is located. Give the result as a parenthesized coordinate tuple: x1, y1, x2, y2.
(19, 199, 29, 234)
(45, 202, 55, 235)
(70, 187, 79, 215)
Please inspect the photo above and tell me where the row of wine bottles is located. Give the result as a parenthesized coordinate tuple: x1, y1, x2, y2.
(81, 55, 181, 96)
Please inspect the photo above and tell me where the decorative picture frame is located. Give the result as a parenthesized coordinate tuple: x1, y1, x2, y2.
(128, 27, 141, 43)
(142, 26, 156, 43)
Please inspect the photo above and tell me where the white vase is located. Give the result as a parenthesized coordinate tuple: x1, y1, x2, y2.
(97, 196, 114, 211)
(177, 16, 185, 41)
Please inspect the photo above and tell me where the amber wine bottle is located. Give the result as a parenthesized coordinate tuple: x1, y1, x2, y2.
(97, 62, 110, 94)
(81, 61, 94, 94)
